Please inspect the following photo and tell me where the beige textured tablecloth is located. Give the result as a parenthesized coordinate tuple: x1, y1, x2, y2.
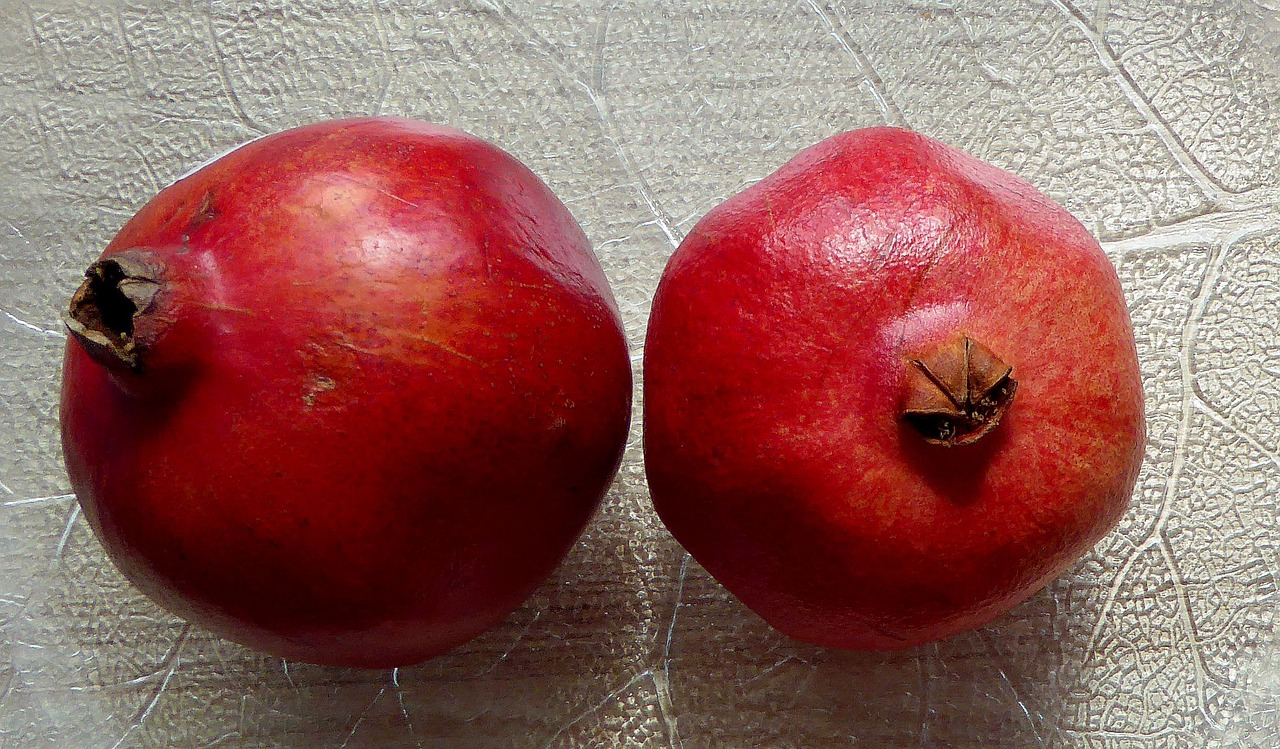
(2, 1, 1279, 746)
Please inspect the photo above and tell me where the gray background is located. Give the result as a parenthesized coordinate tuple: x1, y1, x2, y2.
(2, 0, 1279, 746)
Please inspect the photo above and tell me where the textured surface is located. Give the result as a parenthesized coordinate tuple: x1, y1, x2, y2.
(0, 0, 1277, 746)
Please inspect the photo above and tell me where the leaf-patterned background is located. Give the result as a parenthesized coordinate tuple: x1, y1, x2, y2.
(1, 1, 1278, 747)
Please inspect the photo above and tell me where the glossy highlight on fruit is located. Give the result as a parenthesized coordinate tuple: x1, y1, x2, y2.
(60, 118, 632, 667)
(643, 127, 1145, 650)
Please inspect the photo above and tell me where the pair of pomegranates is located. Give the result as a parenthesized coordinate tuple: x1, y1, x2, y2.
(60, 118, 1145, 667)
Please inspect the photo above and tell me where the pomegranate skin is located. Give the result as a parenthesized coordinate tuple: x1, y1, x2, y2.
(643, 128, 1145, 649)
(60, 118, 632, 667)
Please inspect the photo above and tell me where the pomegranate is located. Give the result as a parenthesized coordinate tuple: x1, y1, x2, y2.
(643, 127, 1145, 649)
(60, 118, 632, 667)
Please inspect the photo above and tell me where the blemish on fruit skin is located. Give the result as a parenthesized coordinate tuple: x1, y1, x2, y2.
(188, 190, 218, 232)
(302, 375, 337, 407)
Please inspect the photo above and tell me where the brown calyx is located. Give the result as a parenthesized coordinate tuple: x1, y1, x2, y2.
(64, 251, 166, 373)
(901, 335, 1017, 447)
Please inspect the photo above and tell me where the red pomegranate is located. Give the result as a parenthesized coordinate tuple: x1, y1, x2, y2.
(643, 127, 1145, 649)
(60, 118, 632, 667)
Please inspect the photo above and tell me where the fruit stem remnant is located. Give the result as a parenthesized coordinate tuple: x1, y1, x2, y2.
(901, 335, 1017, 447)
(64, 252, 165, 373)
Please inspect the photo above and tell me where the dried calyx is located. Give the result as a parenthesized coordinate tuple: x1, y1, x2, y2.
(901, 335, 1017, 447)
(64, 252, 164, 373)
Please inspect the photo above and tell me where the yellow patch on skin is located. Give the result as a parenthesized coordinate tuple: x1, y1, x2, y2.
(296, 178, 372, 227)
(302, 374, 337, 407)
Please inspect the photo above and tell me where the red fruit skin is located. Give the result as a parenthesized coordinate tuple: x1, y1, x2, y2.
(60, 118, 632, 667)
(643, 128, 1145, 650)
